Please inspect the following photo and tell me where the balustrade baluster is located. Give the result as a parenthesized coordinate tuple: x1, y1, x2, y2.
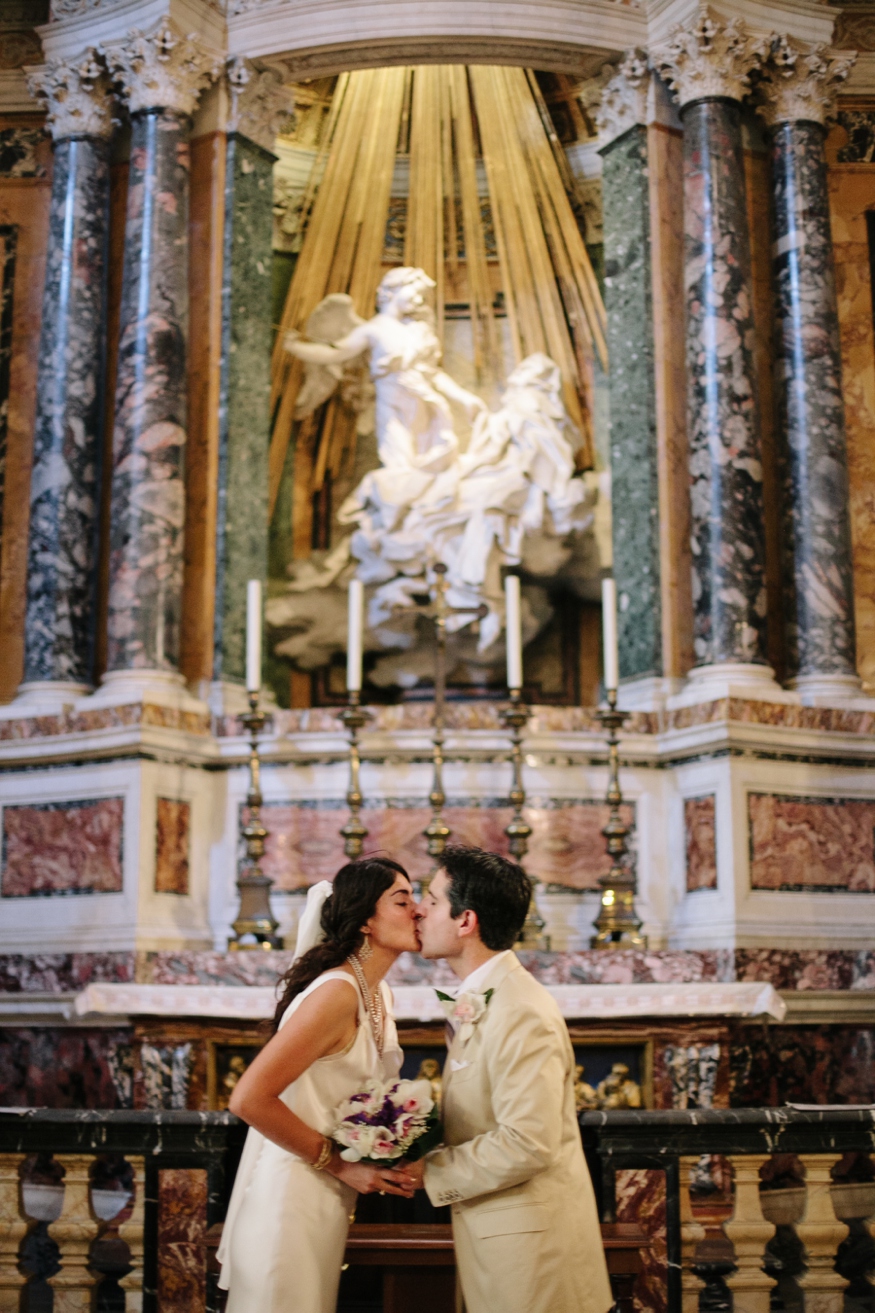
(0, 1154, 28, 1311)
(47, 1155, 101, 1313)
(118, 1156, 145, 1312)
(679, 1155, 706, 1312)
(795, 1155, 849, 1313)
(723, 1154, 777, 1313)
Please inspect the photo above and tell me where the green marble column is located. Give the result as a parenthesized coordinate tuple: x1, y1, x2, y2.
(600, 124, 662, 684)
(212, 131, 274, 687)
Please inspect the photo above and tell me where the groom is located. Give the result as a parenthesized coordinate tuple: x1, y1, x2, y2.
(410, 846, 612, 1313)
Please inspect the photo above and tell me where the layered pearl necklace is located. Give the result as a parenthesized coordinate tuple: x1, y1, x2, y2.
(347, 952, 384, 1055)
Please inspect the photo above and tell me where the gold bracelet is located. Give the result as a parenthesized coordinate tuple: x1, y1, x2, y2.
(311, 1137, 333, 1171)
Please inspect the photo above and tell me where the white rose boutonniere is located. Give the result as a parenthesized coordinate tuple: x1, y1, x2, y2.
(436, 988, 494, 1043)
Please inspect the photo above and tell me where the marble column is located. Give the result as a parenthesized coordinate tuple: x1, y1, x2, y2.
(18, 55, 113, 709)
(655, 13, 777, 690)
(759, 38, 860, 703)
(99, 23, 218, 698)
(597, 54, 664, 696)
(210, 61, 291, 708)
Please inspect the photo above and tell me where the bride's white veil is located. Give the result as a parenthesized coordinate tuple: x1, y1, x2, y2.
(293, 880, 333, 961)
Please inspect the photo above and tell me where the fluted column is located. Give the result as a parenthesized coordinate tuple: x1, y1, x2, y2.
(655, 10, 777, 691)
(18, 55, 113, 711)
(758, 39, 860, 704)
(209, 60, 290, 708)
(99, 23, 218, 697)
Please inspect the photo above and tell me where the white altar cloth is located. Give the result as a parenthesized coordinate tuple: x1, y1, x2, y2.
(73, 981, 786, 1023)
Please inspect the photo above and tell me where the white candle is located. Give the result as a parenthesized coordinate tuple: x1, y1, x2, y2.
(505, 575, 523, 690)
(601, 576, 619, 694)
(246, 579, 262, 693)
(347, 579, 364, 692)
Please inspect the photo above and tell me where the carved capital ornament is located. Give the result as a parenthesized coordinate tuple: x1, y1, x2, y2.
(226, 57, 295, 152)
(595, 48, 650, 148)
(758, 36, 856, 128)
(102, 20, 221, 117)
(652, 5, 769, 108)
(25, 52, 114, 140)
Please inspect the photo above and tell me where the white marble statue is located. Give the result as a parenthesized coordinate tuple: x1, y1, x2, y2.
(275, 266, 594, 676)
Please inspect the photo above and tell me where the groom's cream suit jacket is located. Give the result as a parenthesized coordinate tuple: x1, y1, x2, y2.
(423, 952, 612, 1313)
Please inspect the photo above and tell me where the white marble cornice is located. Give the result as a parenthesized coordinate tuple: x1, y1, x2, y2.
(652, 5, 769, 107)
(646, 0, 837, 48)
(226, 54, 294, 150)
(757, 35, 856, 128)
(227, 0, 645, 66)
(38, 0, 225, 65)
(102, 17, 222, 114)
(25, 51, 115, 139)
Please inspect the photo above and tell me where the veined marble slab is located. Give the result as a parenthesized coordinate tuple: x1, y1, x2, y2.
(72, 981, 786, 1023)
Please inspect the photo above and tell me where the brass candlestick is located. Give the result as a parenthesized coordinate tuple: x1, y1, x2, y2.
(339, 691, 373, 858)
(591, 688, 646, 949)
(499, 689, 548, 949)
(230, 690, 279, 950)
(424, 565, 451, 874)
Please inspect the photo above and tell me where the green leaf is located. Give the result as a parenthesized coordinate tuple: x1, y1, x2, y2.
(435, 989, 455, 1002)
(484, 988, 494, 1006)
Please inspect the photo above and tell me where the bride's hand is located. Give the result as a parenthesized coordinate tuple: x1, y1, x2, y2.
(328, 1157, 417, 1197)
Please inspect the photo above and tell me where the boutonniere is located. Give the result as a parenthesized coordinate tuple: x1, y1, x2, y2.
(435, 988, 494, 1042)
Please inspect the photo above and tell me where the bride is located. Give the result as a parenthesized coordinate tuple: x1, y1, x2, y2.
(218, 857, 420, 1312)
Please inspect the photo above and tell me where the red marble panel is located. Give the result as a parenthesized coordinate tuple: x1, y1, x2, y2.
(257, 801, 633, 890)
(748, 793, 875, 892)
(155, 798, 190, 895)
(615, 1167, 667, 1313)
(685, 795, 717, 892)
(157, 1167, 207, 1313)
(1, 797, 124, 896)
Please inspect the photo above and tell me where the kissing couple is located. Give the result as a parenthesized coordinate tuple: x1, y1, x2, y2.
(217, 845, 612, 1313)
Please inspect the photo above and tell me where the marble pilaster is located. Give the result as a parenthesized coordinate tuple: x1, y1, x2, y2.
(654, 11, 774, 686)
(759, 40, 860, 702)
(100, 24, 219, 689)
(211, 61, 289, 696)
(19, 56, 113, 705)
(597, 54, 663, 687)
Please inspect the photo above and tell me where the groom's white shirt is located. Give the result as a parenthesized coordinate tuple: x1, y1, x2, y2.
(423, 951, 612, 1313)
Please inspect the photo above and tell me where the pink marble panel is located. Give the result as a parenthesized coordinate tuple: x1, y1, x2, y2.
(155, 798, 190, 895)
(685, 795, 717, 892)
(748, 793, 875, 891)
(157, 1167, 207, 1313)
(615, 1167, 667, 1313)
(256, 801, 632, 890)
(1, 797, 124, 896)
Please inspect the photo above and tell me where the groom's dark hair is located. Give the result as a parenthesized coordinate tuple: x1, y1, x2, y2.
(439, 846, 532, 950)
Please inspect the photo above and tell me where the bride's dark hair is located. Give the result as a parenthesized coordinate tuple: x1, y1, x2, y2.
(271, 856, 410, 1033)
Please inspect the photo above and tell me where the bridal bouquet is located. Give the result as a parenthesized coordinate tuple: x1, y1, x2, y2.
(332, 1078, 441, 1163)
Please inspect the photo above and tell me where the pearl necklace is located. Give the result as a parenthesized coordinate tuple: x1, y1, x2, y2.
(347, 952, 384, 1055)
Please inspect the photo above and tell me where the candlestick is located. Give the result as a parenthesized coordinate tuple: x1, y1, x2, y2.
(339, 690, 373, 858)
(229, 688, 279, 950)
(499, 690, 548, 949)
(347, 579, 364, 693)
(505, 575, 523, 691)
(591, 687, 646, 950)
(424, 565, 451, 876)
(601, 575, 619, 694)
(246, 579, 262, 694)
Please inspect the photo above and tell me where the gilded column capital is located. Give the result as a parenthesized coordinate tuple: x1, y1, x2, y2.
(652, 6, 768, 109)
(758, 36, 856, 128)
(226, 57, 295, 152)
(102, 20, 221, 117)
(25, 52, 114, 140)
(595, 49, 650, 149)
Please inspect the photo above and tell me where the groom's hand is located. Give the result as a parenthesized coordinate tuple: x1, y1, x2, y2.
(401, 1160, 425, 1191)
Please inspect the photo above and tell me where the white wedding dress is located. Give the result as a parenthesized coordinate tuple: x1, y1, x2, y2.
(218, 969, 402, 1312)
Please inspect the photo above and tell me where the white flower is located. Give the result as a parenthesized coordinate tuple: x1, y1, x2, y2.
(389, 1079, 434, 1117)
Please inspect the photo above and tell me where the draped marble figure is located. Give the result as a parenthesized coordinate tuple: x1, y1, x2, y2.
(275, 266, 594, 672)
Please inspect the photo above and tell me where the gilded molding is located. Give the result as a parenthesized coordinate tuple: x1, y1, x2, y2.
(595, 48, 650, 148)
(102, 20, 221, 117)
(758, 36, 856, 129)
(226, 56, 295, 152)
(652, 5, 768, 108)
(25, 52, 114, 140)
